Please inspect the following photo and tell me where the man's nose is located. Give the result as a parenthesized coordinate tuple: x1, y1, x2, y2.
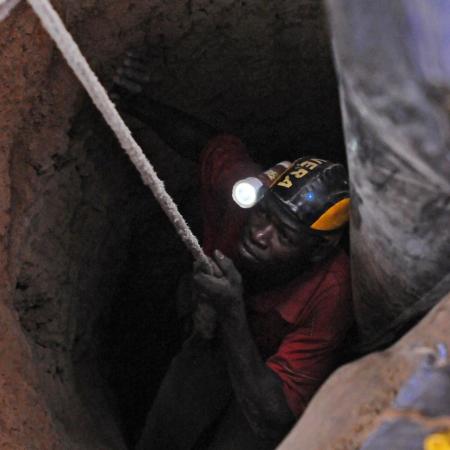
(251, 224, 274, 248)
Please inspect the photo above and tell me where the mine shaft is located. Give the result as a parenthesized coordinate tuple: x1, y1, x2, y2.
(0, 1, 449, 449)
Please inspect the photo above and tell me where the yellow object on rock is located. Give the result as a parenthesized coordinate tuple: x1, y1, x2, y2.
(424, 431, 450, 450)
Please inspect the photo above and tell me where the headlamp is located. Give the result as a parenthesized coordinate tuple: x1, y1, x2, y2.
(232, 177, 265, 208)
(232, 161, 291, 209)
(233, 156, 350, 232)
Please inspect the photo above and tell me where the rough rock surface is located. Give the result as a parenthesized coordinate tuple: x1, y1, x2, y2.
(278, 292, 450, 450)
(329, 0, 450, 348)
(0, 1, 341, 447)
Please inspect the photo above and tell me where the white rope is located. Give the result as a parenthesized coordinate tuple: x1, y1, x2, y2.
(0, 0, 21, 21)
(25, 0, 211, 268)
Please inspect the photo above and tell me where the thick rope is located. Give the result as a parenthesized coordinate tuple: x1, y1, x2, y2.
(0, 0, 21, 21)
(25, 0, 210, 268)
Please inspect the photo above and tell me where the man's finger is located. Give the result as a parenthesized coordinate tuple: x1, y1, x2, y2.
(112, 75, 142, 93)
(109, 84, 135, 104)
(124, 57, 149, 73)
(193, 272, 217, 288)
(193, 257, 222, 277)
(118, 67, 150, 83)
(193, 273, 223, 295)
(193, 259, 213, 275)
(210, 259, 223, 277)
(213, 250, 237, 277)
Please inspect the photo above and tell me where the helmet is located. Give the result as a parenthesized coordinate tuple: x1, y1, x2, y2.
(270, 156, 350, 232)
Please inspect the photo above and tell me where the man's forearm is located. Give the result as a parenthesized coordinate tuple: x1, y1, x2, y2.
(220, 309, 295, 439)
(116, 92, 218, 161)
(192, 251, 294, 437)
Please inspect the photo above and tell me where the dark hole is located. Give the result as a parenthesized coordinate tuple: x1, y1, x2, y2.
(92, 71, 347, 449)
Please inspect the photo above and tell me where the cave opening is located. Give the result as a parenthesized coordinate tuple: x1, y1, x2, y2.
(6, 1, 348, 448)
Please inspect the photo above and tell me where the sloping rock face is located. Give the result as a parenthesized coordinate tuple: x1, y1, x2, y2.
(279, 292, 450, 450)
(0, 1, 341, 448)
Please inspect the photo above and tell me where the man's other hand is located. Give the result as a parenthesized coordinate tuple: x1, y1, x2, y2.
(111, 50, 150, 103)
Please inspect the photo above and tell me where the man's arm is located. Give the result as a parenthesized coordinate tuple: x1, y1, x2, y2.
(221, 304, 295, 439)
(111, 52, 218, 161)
(193, 250, 295, 439)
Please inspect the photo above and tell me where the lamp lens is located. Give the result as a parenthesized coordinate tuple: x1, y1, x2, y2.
(233, 181, 257, 208)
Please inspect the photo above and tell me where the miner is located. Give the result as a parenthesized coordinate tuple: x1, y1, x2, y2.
(112, 52, 353, 450)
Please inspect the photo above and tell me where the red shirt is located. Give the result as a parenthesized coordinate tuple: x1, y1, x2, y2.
(200, 135, 353, 417)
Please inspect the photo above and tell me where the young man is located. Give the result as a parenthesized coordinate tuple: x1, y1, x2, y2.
(112, 53, 353, 450)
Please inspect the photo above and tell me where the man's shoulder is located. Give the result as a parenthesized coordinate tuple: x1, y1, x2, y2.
(311, 249, 351, 309)
(322, 249, 351, 295)
(306, 249, 353, 338)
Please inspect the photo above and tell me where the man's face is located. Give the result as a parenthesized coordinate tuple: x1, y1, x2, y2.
(237, 192, 318, 276)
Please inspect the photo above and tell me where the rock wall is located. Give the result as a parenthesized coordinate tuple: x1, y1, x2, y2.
(329, 0, 450, 348)
(1, 2, 151, 447)
(0, 1, 341, 447)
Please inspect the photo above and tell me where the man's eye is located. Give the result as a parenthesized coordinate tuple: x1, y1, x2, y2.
(279, 231, 292, 245)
